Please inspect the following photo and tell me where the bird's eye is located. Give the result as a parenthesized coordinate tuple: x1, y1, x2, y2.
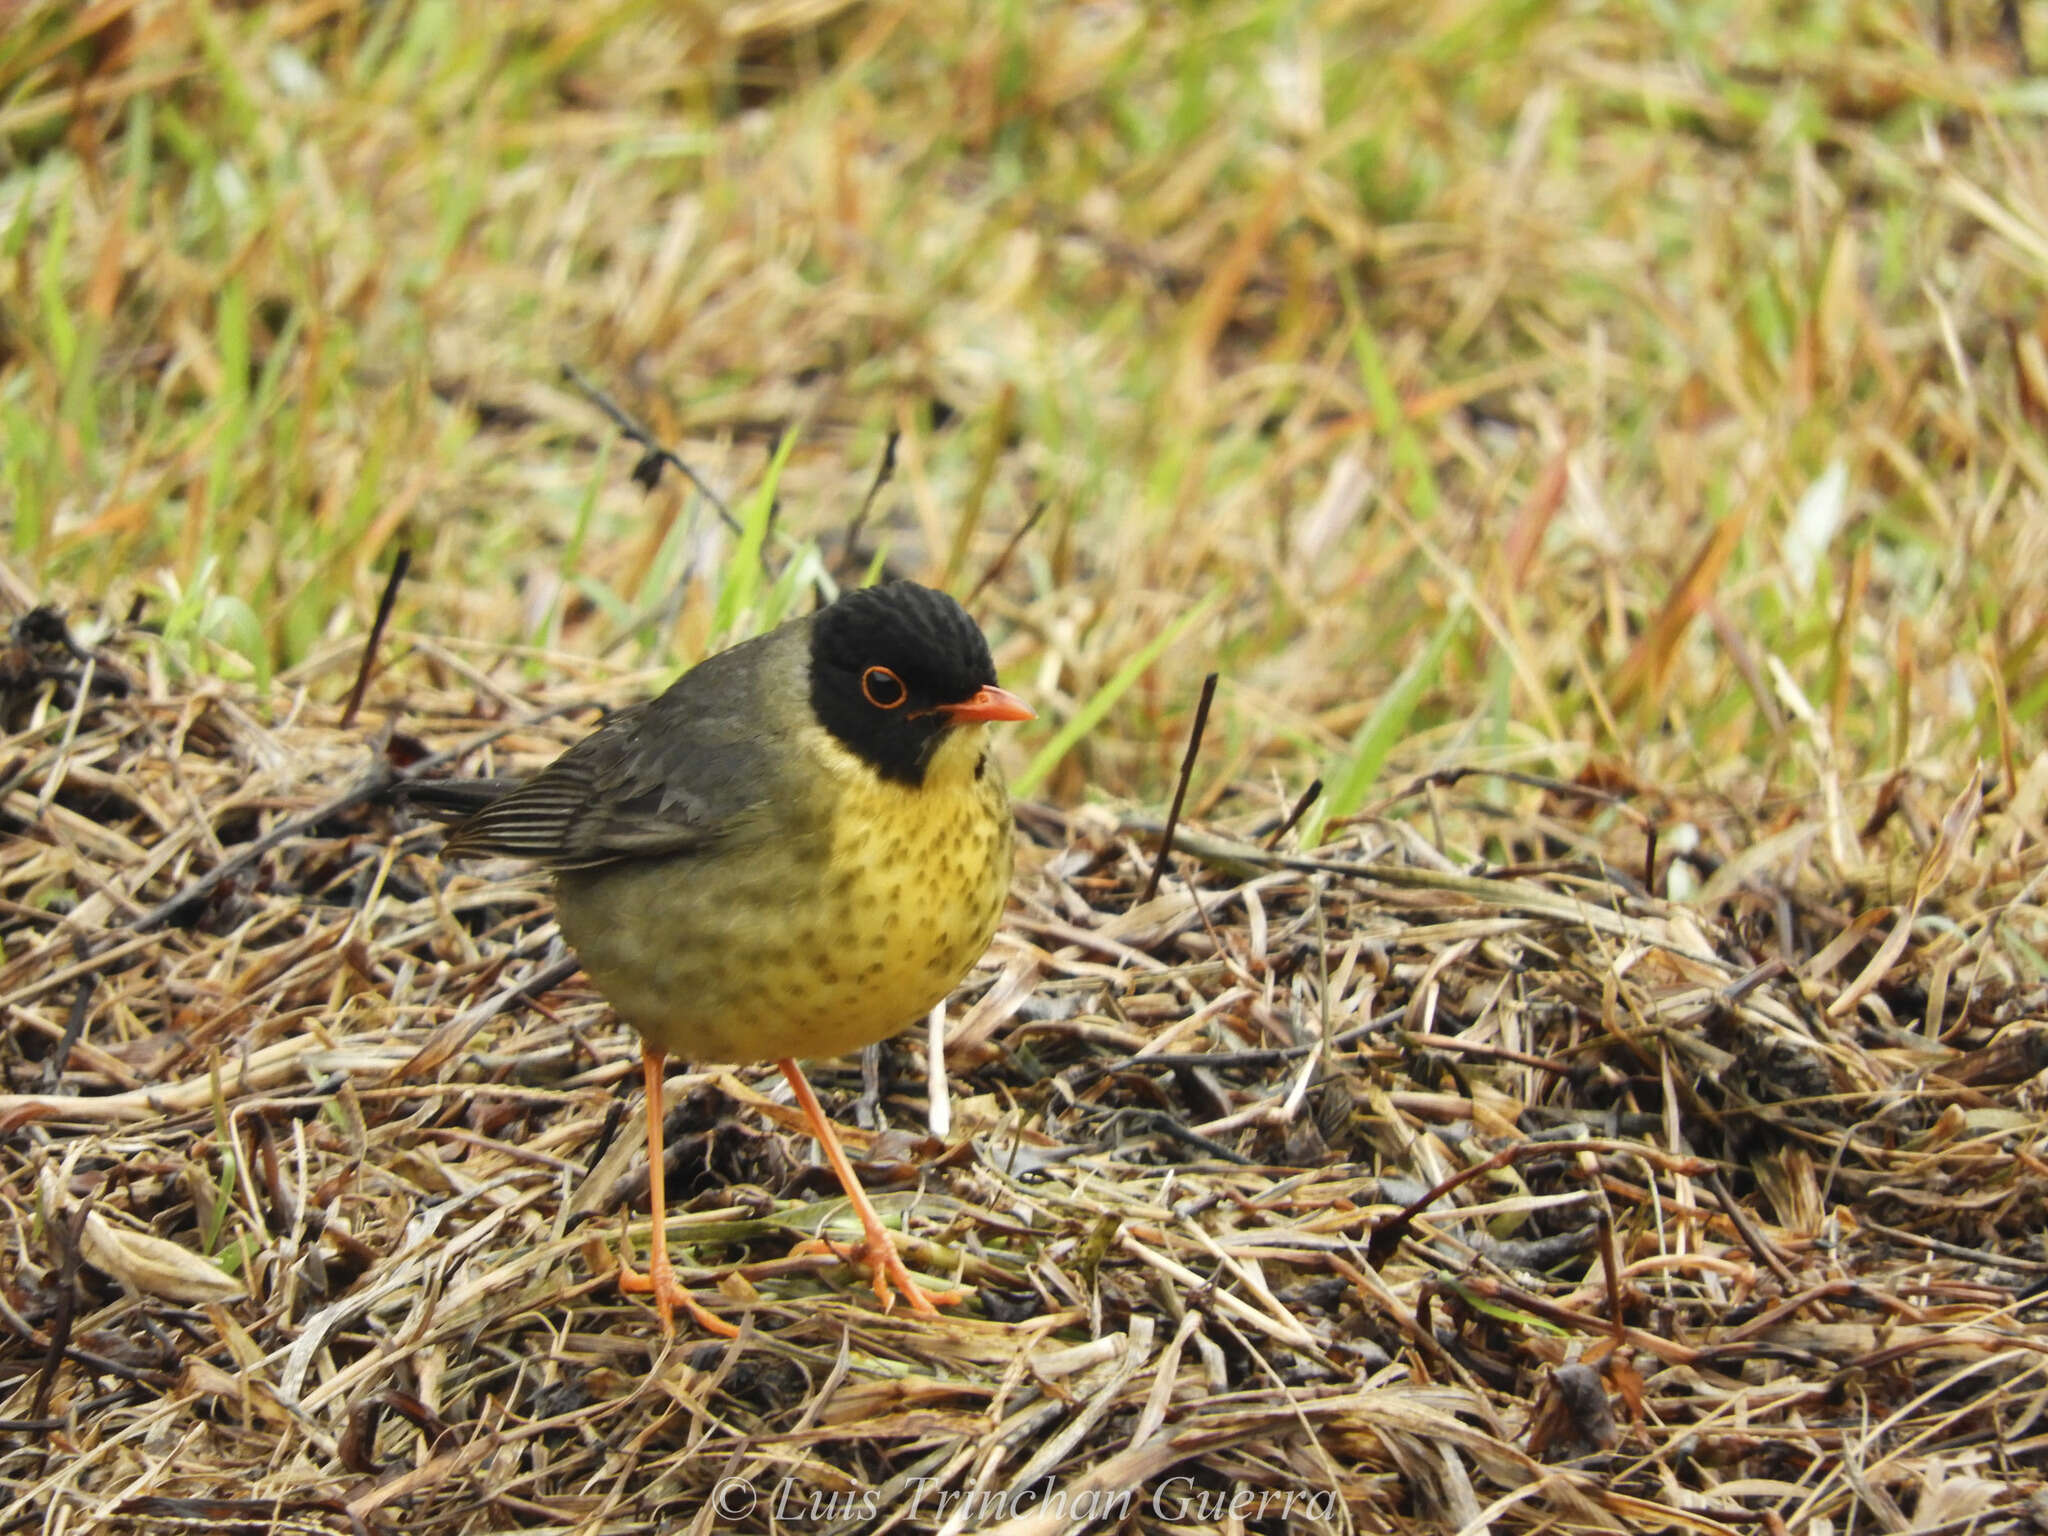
(861, 666, 907, 709)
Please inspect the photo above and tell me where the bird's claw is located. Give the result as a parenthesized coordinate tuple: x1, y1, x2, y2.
(619, 1241, 738, 1339)
(794, 1229, 966, 1315)
(869, 1239, 967, 1316)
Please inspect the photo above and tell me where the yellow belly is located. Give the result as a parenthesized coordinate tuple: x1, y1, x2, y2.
(552, 724, 1011, 1065)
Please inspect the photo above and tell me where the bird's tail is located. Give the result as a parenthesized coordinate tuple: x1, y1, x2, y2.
(392, 777, 519, 823)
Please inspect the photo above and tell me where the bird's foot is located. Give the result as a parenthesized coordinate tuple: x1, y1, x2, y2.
(618, 1242, 739, 1339)
(775, 1059, 965, 1317)
(797, 1226, 966, 1316)
(866, 1230, 968, 1317)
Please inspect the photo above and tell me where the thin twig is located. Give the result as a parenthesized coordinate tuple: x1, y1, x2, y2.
(39, 936, 93, 1091)
(1392, 1031, 1571, 1074)
(1704, 1171, 1800, 1289)
(1594, 1203, 1625, 1342)
(130, 704, 589, 934)
(1101, 1106, 1252, 1165)
(1860, 1218, 2048, 1274)
(1262, 777, 1323, 850)
(559, 363, 738, 531)
(1396, 765, 1653, 831)
(126, 768, 394, 932)
(1139, 672, 1218, 907)
(31, 1199, 90, 1422)
(841, 430, 898, 564)
(966, 499, 1049, 606)
(341, 549, 410, 730)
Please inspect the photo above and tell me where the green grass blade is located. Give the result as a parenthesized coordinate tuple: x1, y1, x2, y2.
(1012, 586, 1223, 801)
(713, 430, 797, 641)
(1339, 267, 1438, 521)
(1305, 601, 1469, 846)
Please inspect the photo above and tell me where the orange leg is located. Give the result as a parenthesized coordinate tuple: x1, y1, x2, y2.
(779, 1058, 965, 1315)
(618, 1045, 738, 1339)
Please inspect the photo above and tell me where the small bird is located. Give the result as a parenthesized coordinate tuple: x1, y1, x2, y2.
(410, 581, 1032, 1335)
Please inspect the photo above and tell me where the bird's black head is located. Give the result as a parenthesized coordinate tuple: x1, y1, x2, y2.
(808, 582, 1029, 785)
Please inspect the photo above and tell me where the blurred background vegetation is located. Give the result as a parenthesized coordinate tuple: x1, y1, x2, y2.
(3, 0, 2045, 830)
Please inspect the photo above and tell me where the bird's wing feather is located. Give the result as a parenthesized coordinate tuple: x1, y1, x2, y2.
(398, 777, 523, 821)
(438, 635, 788, 868)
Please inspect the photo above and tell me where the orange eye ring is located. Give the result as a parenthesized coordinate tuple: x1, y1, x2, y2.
(861, 665, 907, 709)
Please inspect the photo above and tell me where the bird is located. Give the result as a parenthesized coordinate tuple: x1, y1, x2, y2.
(405, 581, 1032, 1336)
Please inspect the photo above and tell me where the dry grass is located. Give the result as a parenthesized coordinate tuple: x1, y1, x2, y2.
(6, 0, 2048, 1532)
(9, 613, 2048, 1534)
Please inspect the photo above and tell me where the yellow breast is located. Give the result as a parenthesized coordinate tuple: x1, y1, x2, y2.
(553, 723, 1012, 1065)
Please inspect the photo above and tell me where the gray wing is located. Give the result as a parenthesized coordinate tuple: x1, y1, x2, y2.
(438, 631, 791, 869)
